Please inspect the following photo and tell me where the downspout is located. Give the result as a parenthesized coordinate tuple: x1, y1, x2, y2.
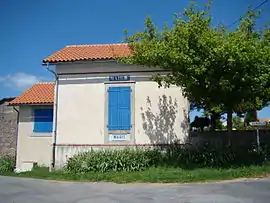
(46, 63, 59, 171)
(12, 106, 19, 171)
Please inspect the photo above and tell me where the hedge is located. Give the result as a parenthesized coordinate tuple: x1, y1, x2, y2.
(0, 156, 15, 173)
(65, 145, 270, 174)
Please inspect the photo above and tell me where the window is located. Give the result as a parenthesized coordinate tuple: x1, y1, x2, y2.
(108, 86, 131, 130)
(33, 109, 53, 133)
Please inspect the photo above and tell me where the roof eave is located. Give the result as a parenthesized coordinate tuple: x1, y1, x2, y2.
(8, 102, 54, 106)
(42, 58, 119, 66)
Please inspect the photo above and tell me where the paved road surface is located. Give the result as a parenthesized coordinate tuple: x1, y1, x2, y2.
(0, 176, 270, 203)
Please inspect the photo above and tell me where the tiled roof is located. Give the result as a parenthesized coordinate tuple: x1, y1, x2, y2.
(9, 82, 54, 105)
(43, 43, 132, 63)
(258, 118, 270, 123)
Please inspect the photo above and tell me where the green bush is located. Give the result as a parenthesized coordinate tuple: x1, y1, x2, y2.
(162, 146, 268, 168)
(0, 156, 15, 173)
(66, 148, 161, 173)
(65, 145, 270, 174)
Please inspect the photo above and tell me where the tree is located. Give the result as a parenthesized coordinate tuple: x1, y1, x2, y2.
(244, 109, 258, 126)
(121, 1, 270, 143)
(204, 105, 224, 131)
(190, 116, 210, 132)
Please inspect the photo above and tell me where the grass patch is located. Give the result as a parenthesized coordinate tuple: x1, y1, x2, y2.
(2, 164, 270, 183)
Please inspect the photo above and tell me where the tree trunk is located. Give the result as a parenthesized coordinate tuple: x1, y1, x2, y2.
(253, 108, 258, 121)
(210, 115, 216, 131)
(227, 109, 233, 146)
(210, 112, 221, 131)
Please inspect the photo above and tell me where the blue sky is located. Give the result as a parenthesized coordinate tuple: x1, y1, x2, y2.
(0, 0, 269, 120)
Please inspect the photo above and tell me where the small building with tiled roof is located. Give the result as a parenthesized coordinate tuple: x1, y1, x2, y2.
(13, 43, 189, 171)
(9, 83, 54, 171)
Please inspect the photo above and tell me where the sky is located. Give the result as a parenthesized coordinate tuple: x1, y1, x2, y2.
(0, 0, 269, 120)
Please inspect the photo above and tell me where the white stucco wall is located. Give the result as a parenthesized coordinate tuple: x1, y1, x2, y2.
(134, 82, 189, 144)
(55, 61, 189, 146)
(16, 106, 52, 170)
(56, 82, 105, 144)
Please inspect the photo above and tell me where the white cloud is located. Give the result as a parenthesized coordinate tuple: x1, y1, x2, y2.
(0, 72, 45, 91)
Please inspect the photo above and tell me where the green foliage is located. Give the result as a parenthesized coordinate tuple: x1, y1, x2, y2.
(232, 116, 245, 130)
(121, 1, 270, 133)
(6, 165, 270, 183)
(204, 109, 224, 130)
(162, 145, 269, 168)
(0, 156, 15, 173)
(65, 148, 160, 173)
(65, 146, 270, 174)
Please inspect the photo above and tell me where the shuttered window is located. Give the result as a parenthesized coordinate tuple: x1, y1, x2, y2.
(108, 86, 131, 130)
(33, 109, 53, 133)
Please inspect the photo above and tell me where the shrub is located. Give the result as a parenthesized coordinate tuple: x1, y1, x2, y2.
(65, 145, 270, 174)
(162, 145, 269, 168)
(66, 148, 161, 174)
(0, 156, 15, 173)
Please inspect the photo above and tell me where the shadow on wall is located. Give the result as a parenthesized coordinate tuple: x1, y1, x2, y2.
(140, 95, 189, 144)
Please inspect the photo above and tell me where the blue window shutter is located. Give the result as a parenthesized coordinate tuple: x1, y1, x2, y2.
(33, 109, 53, 133)
(108, 87, 119, 130)
(108, 86, 131, 130)
(119, 87, 131, 130)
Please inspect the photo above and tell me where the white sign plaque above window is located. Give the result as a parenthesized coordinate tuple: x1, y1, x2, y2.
(109, 134, 131, 141)
(109, 75, 130, 81)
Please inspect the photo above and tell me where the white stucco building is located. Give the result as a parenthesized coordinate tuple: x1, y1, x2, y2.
(10, 43, 189, 171)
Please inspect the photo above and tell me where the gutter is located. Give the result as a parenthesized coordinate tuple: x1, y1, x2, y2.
(41, 59, 117, 66)
(45, 63, 59, 171)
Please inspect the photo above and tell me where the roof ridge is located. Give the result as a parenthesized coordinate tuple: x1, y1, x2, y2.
(66, 43, 128, 48)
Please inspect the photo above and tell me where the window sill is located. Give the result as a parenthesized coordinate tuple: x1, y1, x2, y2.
(30, 132, 52, 137)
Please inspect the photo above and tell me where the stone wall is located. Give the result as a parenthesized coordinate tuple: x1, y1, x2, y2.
(0, 98, 18, 157)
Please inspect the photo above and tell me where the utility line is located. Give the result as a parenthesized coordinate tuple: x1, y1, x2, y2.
(226, 0, 269, 29)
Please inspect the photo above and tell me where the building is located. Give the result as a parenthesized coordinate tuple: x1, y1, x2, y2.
(9, 83, 54, 171)
(258, 118, 270, 124)
(10, 43, 189, 171)
(0, 97, 17, 158)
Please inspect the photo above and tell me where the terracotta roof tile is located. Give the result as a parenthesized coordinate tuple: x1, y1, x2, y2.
(258, 118, 270, 123)
(43, 43, 132, 63)
(9, 82, 54, 105)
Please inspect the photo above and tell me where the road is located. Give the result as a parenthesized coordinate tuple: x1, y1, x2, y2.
(0, 176, 270, 203)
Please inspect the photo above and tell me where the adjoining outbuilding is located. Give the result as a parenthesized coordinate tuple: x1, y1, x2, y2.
(10, 43, 190, 171)
(9, 83, 54, 171)
(0, 97, 17, 158)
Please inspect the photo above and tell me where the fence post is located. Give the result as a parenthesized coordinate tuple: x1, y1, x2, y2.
(256, 128, 261, 151)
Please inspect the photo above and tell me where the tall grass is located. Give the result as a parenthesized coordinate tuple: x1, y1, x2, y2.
(66, 148, 160, 173)
(0, 156, 15, 174)
(65, 145, 270, 174)
(9, 164, 270, 183)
